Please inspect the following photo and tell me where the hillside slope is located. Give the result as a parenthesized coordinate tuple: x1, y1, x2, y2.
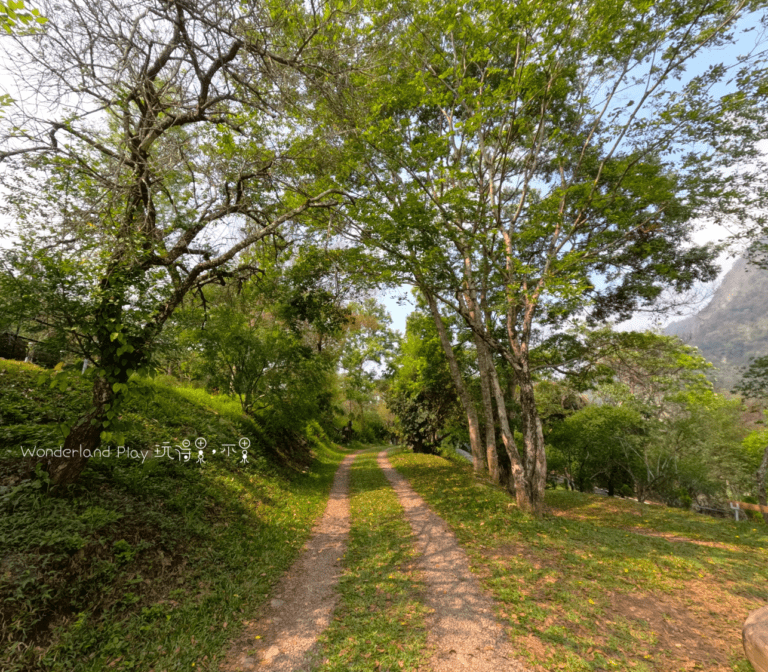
(0, 360, 346, 672)
(664, 257, 768, 389)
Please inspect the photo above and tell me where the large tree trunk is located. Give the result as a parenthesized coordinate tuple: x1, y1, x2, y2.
(424, 289, 484, 474)
(475, 335, 500, 483)
(487, 360, 529, 508)
(43, 375, 113, 486)
(517, 365, 547, 516)
(757, 444, 768, 525)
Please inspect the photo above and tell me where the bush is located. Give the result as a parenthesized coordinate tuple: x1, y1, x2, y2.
(619, 484, 634, 498)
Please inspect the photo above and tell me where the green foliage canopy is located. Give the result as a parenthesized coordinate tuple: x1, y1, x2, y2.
(386, 310, 463, 454)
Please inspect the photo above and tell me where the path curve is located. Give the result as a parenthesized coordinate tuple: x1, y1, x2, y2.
(377, 450, 529, 672)
(223, 452, 357, 672)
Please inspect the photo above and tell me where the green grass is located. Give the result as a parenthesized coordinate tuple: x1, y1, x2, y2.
(0, 361, 264, 461)
(0, 359, 348, 671)
(316, 448, 429, 672)
(7, 353, 764, 672)
(389, 450, 768, 672)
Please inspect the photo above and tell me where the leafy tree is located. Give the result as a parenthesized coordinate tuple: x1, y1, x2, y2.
(735, 361, 768, 523)
(734, 355, 768, 399)
(566, 333, 751, 503)
(338, 298, 398, 433)
(743, 423, 768, 524)
(592, 332, 714, 415)
(321, 0, 764, 514)
(663, 390, 751, 503)
(549, 405, 644, 496)
(550, 389, 749, 504)
(153, 238, 360, 440)
(275, 248, 356, 355)
(0, 0, 340, 484)
(0, 0, 44, 34)
(535, 380, 587, 423)
(387, 310, 462, 454)
(193, 305, 332, 447)
(195, 308, 310, 415)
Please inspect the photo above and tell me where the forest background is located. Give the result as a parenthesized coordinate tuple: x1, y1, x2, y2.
(1, 0, 768, 522)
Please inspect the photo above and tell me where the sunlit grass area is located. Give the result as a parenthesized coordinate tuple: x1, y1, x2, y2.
(390, 450, 768, 672)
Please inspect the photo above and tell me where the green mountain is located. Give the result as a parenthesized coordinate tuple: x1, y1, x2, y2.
(664, 257, 768, 390)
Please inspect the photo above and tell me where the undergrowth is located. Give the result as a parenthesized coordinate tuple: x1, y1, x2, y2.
(0, 359, 347, 671)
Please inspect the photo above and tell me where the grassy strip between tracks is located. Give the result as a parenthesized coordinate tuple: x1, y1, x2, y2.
(316, 448, 429, 672)
(389, 449, 768, 672)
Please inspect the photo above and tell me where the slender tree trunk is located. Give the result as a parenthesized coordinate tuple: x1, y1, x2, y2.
(487, 357, 529, 509)
(517, 365, 547, 516)
(424, 289, 484, 473)
(475, 335, 499, 483)
(757, 444, 768, 525)
(457, 247, 493, 477)
(43, 375, 113, 486)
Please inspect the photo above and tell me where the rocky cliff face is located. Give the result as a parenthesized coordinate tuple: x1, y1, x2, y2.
(664, 257, 768, 390)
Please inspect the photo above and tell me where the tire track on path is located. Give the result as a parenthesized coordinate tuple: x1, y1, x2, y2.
(377, 450, 529, 672)
(223, 451, 357, 672)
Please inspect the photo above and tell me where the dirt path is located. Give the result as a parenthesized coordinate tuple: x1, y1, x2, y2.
(377, 450, 529, 672)
(222, 452, 357, 672)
